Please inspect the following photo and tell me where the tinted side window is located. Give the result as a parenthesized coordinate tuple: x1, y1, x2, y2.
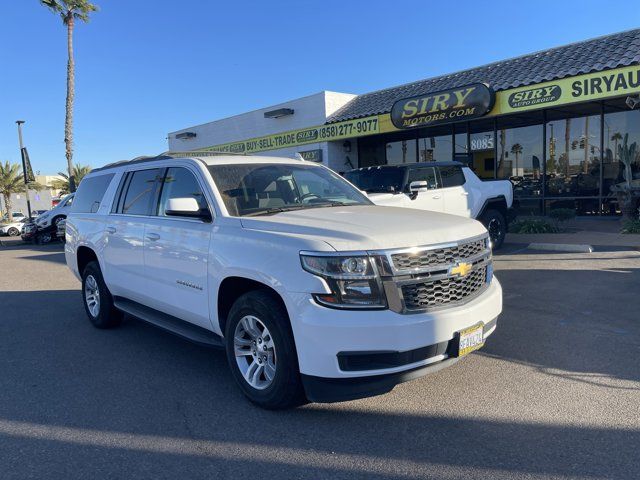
(158, 167, 207, 216)
(407, 167, 439, 189)
(121, 168, 162, 216)
(439, 166, 465, 188)
(72, 175, 113, 213)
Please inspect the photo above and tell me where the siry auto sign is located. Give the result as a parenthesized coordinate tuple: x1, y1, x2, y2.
(390, 83, 495, 129)
(508, 85, 561, 108)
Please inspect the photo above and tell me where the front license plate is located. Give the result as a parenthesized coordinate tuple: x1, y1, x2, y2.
(456, 323, 484, 357)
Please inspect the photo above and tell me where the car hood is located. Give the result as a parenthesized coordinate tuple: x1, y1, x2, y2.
(365, 192, 407, 207)
(239, 205, 486, 251)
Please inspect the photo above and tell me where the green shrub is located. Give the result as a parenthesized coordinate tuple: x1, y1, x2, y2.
(621, 219, 640, 234)
(509, 219, 559, 234)
(549, 208, 576, 222)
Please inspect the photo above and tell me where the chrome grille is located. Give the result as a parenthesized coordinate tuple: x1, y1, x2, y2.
(391, 238, 487, 272)
(401, 265, 488, 311)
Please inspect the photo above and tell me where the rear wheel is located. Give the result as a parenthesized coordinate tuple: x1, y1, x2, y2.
(480, 209, 506, 250)
(81, 261, 123, 329)
(7, 227, 19, 236)
(225, 290, 306, 409)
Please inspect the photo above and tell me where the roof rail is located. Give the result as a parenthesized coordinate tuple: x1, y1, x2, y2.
(91, 150, 247, 173)
(168, 150, 248, 157)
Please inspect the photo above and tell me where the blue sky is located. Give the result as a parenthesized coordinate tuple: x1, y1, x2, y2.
(1, 0, 639, 173)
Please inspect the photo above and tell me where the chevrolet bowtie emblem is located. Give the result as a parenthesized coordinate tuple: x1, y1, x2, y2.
(450, 262, 472, 277)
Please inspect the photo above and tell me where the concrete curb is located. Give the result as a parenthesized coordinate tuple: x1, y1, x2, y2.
(527, 243, 594, 253)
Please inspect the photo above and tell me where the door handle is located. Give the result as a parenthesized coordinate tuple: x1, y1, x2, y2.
(461, 192, 469, 196)
(146, 233, 160, 241)
(432, 195, 441, 199)
(106, 226, 116, 234)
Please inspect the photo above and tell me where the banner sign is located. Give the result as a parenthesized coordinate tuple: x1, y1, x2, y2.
(299, 149, 323, 162)
(202, 116, 381, 154)
(494, 65, 640, 114)
(20, 147, 35, 183)
(192, 66, 640, 154)
(390, 83, 495, 129)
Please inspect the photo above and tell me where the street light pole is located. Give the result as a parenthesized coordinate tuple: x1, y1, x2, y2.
(16, 120, 33, 222)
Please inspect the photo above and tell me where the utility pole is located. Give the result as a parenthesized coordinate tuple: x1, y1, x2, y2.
(16, 120, 33, 222)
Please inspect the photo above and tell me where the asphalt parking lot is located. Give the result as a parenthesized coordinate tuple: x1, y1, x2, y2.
(0, 240, 639, 479)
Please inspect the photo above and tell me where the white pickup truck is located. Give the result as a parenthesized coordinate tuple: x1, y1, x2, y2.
(65, 153, 502, 409)
(344, 162, 515, 248)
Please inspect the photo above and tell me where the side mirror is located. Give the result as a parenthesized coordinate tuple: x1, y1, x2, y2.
(409, 181, 429, 193)
(165, 197, 211, 221)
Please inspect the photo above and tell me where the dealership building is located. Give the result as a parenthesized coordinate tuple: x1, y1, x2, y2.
(169, 29, 640, 216)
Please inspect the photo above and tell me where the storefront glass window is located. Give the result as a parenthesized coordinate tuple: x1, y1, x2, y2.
(496, 124, 543, 197)
(602, 110, 640, 206)
(454, 132, 468, 154)
(545, 116, 601, 199)
(386, 139, 416, 165)
(469, 131, 495, 179)
(418, 135, 453, 162)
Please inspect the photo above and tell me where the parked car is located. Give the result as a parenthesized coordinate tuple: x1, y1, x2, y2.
(21, 221, 37, 242)
(344, 162, 515, 248)
(56, 218, 66, 243)
(35, 193, 74, 230)
(0, 218, 27, 236)
(32, 209, 49, 218)
(65, 154, 502, 409)
(20, 219, 57, 244)
(1, 211, 26, 222)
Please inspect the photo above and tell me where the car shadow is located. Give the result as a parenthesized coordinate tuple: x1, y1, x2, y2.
(482, 257, 640, 393)
(0, 288, 638, 478)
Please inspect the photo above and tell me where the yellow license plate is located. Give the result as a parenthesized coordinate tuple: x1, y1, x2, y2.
(457, 322, 485, 357)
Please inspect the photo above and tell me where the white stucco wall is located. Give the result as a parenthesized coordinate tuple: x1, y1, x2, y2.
(168, 91, 355, 152)
(167, 91, 357, 169)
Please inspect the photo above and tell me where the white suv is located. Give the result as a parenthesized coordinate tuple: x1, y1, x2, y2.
(65, 153, 502, 409)
(35, 193, 75, 230)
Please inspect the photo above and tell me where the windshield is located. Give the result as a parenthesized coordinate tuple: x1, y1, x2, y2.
(208, 163, 372, 217)
(344, 167, 405, 193)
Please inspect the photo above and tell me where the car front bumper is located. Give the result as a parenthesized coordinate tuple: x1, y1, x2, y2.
(287, 278, 502, 401)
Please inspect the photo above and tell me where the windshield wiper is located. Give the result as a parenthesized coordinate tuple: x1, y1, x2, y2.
(244, 205, 310, 217)
(306, 201, 358, 208)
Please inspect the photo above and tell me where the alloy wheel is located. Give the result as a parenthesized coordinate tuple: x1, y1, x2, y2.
(84, 275, 101, 318)
(234, 315, 277, 390)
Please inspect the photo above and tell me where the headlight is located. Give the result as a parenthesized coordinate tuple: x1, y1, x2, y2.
(300, 253, 386, 309)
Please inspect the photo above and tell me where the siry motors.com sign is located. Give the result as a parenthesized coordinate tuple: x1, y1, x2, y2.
(390, 83, 495, 129)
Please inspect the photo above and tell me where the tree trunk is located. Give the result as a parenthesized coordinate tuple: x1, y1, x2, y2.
(3, 194, 13, 221)
(65, 15, 76, 193)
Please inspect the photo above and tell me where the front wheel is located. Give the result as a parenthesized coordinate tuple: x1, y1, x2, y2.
(480, 209, 506, 250)
(225, 290, 306, 409)
(7, 227, 19, 237)
(36, 231, 53, 244)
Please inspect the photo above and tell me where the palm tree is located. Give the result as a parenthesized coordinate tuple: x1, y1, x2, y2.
(0, 162, 26, 221)
(51, 164, 92, 194)
(510, 143, 523, 176)
(611, 132, 623, 161)
(40, 0, 99, 193)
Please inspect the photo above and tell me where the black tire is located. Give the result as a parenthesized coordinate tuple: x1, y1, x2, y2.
(225, 290, 306, 409)
(36, 231, 52, 244)
(480, 209, 506, 250)
(7, 227, 19, 237)
(53, 216, 65, 226)
(81, 261, 123, 329)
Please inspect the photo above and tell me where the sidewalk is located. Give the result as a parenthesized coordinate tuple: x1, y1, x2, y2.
(506, 217, 640, 248)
